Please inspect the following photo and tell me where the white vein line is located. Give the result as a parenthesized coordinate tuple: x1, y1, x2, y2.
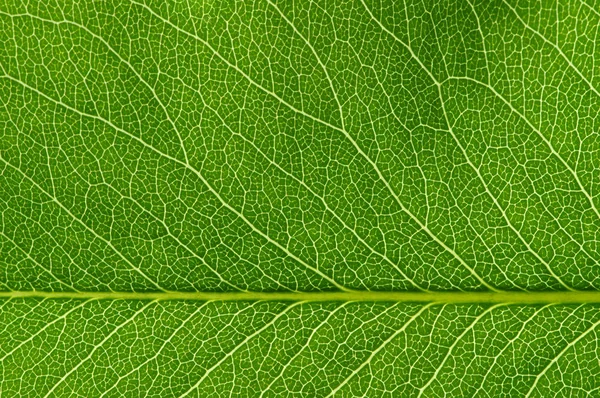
(39, 110, 57, 198)
(325, 303, 435, 397)
(0, 299, 91, 362)
(503, 0, 600, 217)
(266, 0, 346, 131)
(360, 55, 521, 289)
(579, 0, 600, 18)
(99, 301, 213, 397)
(0, 263, 12, 291)
(524, 312, 600, 397)
(471, 304, 557, 395)
(359, 0, 579, 291)
(492, 0, 600, 222)
(212, 111, 424, 291)
(98, 179, 287, 291)
(0, 10, 190, 166)
(42, 300, 156, 398)
(128, 0, 498, 292)
(0, 297, 36, 330)
(1, 198, 109, 290)
(0, 298, 46, 351)
(103, 65, 416, 291)
(178, 301, 304, 398)
(466, 0, 491, 84)
(436, 84, 575, 291)
(0, 296, 13, 307)
(1, 11, 251, 291)
(502, 0, 600, 98)
(440, 75, 600, 277)
(189, 30, 423, 291)
(0, 230, 78, 291)
(417, 304, 505, 397)
(0, 102, 126, 292)
(0, 71, 348, 292)
(259, 302, 350, 397)
(0, 153, 167, 292)
(446, 75, 600, 223)
(267, 0, 427, 289)
(62, 151, 271, 292)
(359, 0, 438, 84)
(128, 0, 341, 134)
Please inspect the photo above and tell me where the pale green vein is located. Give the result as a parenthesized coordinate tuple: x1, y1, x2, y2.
(259, 302, 350, 397)
(365, 53, 523, 290)
(0, 71, 348, 292)
(502, 0, 600, 99)
(0, 9, 191, 166)
(162, 68, 424, 291)
(0, 1, 598, 397)
(524, 315, 600, 397)
(61, 149, 286, 292)
(471, 2, 600, 222)
(466, 0, 491, 84)
(417, 303, 504, 396)
(445, 74, 600, 222)
(0, 190, 108, 291)
(0, 299, 91, 362)
(198, 5, 425, 291)
(128, 0, 498, 293)
(325, 302, 435, 397)
(98, 301, 213, 398)
(0, 153, 167, 292)
(0, 10, 256, 291)
(0, 230, 78, 292)
(1, 291, 600, 303)
(42, 300, 157, 398)
(579, 0, 600, 18)
(472, 304, 556, 395)
(436, 85, 576, 291)
(360, 0, 577, 291)
(178, 301, 304, 398)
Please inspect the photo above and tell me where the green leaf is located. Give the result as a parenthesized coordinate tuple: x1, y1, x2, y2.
(2, 300, 600, 396)
(0, 0, 599, 396)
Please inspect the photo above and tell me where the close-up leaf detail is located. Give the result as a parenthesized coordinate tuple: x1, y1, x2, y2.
(0, 0, 599, 396)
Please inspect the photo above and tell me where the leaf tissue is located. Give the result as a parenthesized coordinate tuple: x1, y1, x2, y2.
(0, 0, 599, 396)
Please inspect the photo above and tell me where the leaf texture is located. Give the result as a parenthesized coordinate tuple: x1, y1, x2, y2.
(0, 0, 599, 395)
(1, 300, 600, 397)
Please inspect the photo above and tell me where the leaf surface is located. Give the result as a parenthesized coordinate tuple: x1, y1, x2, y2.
(0, 0, 599, 396)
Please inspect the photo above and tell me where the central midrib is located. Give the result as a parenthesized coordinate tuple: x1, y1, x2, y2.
(2, 291, 600, 303)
